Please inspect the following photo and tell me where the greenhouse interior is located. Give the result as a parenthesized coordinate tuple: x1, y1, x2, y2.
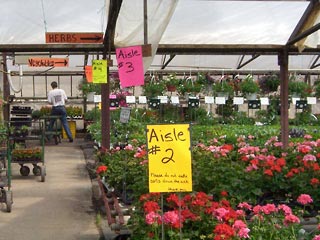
(0, 0, 320, 239)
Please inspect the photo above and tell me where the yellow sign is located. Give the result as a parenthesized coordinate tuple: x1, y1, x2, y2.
(92, 60, 107, 83)
(147, 124, 192, 193)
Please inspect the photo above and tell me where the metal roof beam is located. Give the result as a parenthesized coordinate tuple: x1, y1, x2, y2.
(311, 54, 320, 69)
(287, 0, 320, 46)
(161, 54, 176, 69)
(237, 54, 261, 69)
(0, 44, 104, 54)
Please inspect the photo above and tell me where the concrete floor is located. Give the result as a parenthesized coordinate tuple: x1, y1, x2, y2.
(0, 138, 101, 240)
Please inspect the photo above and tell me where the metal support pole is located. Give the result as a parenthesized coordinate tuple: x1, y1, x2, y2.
(144, 0, 148, 45)
(101, 60, 110, 150)
(2, 53, 10, 122)
(279, 49, 289, 148)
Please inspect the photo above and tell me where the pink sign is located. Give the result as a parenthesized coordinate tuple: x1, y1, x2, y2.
(116, 45, 144, 88)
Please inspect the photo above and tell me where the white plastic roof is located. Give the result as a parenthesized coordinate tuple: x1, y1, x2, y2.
(0, 0, 105, 44)
(0, 0, 319, 72)
(114, 0, 319, 71)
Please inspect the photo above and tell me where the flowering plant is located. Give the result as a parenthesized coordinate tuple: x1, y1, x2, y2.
(128, 192, 319, 240)
(95, 164, 108, 178)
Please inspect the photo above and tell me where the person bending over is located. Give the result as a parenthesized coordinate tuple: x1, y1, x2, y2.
(47, 81, 73, 142)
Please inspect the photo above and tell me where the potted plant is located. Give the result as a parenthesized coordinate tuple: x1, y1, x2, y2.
(177, 77, 203, 97)
(289, 80, 311, 98)
(314, 80, 320, 98)
(39, 106, 51, 117)
(212, 80, 234, 99)
(142, 76, 166, 98)
(258, 74, 280, 94)
(79, 78, 101, 101)
(164, 74, 180, 92)
(240, 74, 260, 99)
(65, 106, 83, 119)
(12, 148, 42, 161)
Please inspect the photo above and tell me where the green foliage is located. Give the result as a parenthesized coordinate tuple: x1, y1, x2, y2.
(240, 74, 260, 94)
(164, 74, 180, 89)
(212, 80, 234, 96)
(177, 77, 203, 96)
(84, 107, 100, 121)
(39, 106, 51, 117)
(258, 74, 280, 93)
(79, 81, 101, 96)
(143, 76, 166, 97)
(288, 80, 311, 98)
(65, 106, 82, 118)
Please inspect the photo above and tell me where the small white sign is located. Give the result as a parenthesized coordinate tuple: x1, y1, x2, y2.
(233, 97, 244, 105)
(158, 96, 168, 104)
(307, 97, 317, 104)
(120, 107, 131, 123)
(138, 96, 147, 104)
(292, 97, 300, 104)
(170, 96, 180, 104)
(260, 97, 269, 105)
(215, 97, 226, 105)
(126, 95, 136, 103)
(94, 95, 101, 103)
(205, 96, 214, 104)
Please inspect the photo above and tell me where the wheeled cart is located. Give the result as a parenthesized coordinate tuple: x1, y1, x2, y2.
(8, 120, 46, 182)
(41, 115, 62, 145)
(0, 130, 13, 212)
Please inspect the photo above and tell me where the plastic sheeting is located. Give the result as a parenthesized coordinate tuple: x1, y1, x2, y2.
(160, 1, 308, 45)
(0, 0, 106, 44)
(114, 0, 178, 72)
(114, 0, 319, 71)
(0, 0, 318, 71)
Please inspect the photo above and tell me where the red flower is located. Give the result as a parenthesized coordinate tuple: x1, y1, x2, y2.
(310, 178, 320, 186)
(96, 165, 107, 175)
(264, 169, 273, 176)
(144, 201, 160, 213)
(213, 223, 235, 240)
(276, 157, 286, 167)
(221, 191, 228, 197)
(221, 144, 233, 151)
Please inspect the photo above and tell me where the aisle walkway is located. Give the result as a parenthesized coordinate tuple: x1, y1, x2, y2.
(0, 139, 100, 240)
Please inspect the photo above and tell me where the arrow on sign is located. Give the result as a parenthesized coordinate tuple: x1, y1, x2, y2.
(80, 35, 103, 42)
(28, 57, 69, 67)
(46, 32, 104, 43)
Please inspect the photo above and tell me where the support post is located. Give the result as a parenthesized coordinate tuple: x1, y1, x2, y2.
(278, 49, 289, 148)
(2, 53, 10, 122)
(101, 55, 110, 151)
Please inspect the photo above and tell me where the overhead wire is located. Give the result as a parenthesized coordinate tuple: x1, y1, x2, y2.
(40, 0, 48, 32)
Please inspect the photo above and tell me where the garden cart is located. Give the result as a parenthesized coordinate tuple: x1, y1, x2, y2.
(8, 120, 46, 182)
(0, 130, 13, 212)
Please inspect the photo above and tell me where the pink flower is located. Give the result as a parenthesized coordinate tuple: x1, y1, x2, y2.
(213, 207, 229, 221)
(139, 159, 148, 165)
(232, 220, 247, 230)
(238, 202, 252, 211)
(124, 144, 133, 150)
(273, 142, 283, 147)
(304, 134, 312, 140)
(312, 235, 320, 240)
(303, 154, 317, 162)
(163, 211, 181, 229)
(261, 203, 277, 215)
(284, 214, 300, 226)
(278, 204, 292, 215)
(237, 227, 250, 238)
(297, 194, 313, 205)
(145, 211, 162, 225)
